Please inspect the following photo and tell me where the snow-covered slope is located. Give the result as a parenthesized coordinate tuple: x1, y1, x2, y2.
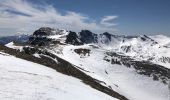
(0, 52, 116, 100)
(5, 41, 23, 51)
(97, 34, 170, 69)
(48, 44, 169, 100)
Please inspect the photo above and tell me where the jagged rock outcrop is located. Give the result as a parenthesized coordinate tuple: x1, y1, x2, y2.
(79, 30, 98, 43)
(29, 36, 52, 46)
(29, 27, 55, 46)
(65, 31, 83, 45)
(74, 48, 91, 56)
(102, 32, 112, 41)
(33, 27, 57, 36)
(28, 27, 66, 46)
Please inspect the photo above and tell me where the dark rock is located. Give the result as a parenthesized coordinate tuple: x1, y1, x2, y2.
(79, 30, 98, 43)
(28, 27, 56, 46)
(65, 31, 83, 45)
(29, 27, 65, 46)
(103, 32, 112, 41)
(142, 35, 158, 44)
(74, 48, 91, 56)
(140, 37, 146, 41)
(29, 36, 52, 46)
(33, 27, 56, 36)
(121, 45, 131, 53)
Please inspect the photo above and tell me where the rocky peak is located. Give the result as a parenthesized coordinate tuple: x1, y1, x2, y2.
(33, 27, 57, 36)
(65, 31, 83, 45)
(29, 27, 56, 46)
(79, 30, 98, 43)
(102, 32, 112, 41)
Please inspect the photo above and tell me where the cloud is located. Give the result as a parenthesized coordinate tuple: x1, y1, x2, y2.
(100, 16, 118, 27)
(0, 0, 118, 36)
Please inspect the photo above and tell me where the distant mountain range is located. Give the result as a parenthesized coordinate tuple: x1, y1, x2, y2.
(0, 34, 30, 45)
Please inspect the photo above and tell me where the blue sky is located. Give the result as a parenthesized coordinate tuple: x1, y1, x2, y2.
(0, 0, 170, 36)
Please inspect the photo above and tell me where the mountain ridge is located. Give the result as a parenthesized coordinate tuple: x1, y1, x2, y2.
(1, 27, 170, 100)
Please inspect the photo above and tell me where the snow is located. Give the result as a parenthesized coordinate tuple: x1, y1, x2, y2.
(150, 35, 170, 45)
(3, 32, 170, 100)
(49, 44, 170, 100)
(47, 33, 68, 40)
(5, 42, 23, 51)
(0, 53, 117, 100)
(47, 30, 69, 43)
(97, 35, 170, 69)
(33, 53, 41, 58)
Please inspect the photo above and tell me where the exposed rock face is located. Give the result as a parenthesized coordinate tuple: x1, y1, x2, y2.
(102, 32, 112, 41)
(99, 32, 113, 44)
(28, 27, 64, 46)
(29, 28, 113, 46)
(140, 35, 158, 45)
(79, 30, 98, 44)
(28, 27, 55, 46)
(29, 36, 52, 46)
(65, 31, 83, 45)
(33, 27, 56, 36)
(74, 48, 91, 56)
(65, 30, 99, 45)
(121, 45, 131, 53)
(159, 57, 170, 63)
(66, 30, 113, 45)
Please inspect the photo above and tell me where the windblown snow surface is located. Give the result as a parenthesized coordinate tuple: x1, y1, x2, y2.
(0, 52, 117, 100)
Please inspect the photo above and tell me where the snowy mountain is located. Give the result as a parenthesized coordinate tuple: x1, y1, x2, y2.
(0, 34, 30, 45)
(0, 27, 170, 100)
